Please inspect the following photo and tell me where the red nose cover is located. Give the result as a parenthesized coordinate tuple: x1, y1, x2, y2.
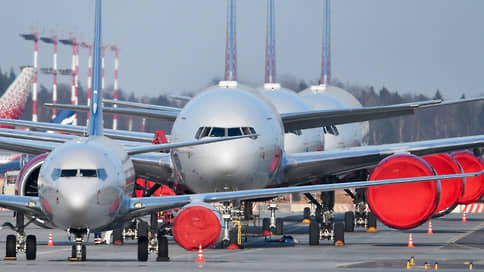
(452, 151, 484, 204)
(367, 154, 439, 229)
(423, 154, 464, 213)
(173, 206, 221, 251)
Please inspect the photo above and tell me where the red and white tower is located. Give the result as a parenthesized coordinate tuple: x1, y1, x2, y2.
(60, 37, 78, 125)
(40, 35, 59, 119)
(80, 42, 93, 123)
(19, 32, 39, 122)
(109, 44, 119, 130)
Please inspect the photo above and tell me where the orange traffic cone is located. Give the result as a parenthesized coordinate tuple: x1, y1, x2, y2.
(195, 244, 205, 263)
(462, 209, 468, 222)
(47, 232, 54, 247)
(427, 220, 433, 234)
(407, 233, 414, 248)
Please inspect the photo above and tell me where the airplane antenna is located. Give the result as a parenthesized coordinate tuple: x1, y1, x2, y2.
(224, 0, 237, 81)
(265, 0, 276, 84)
(320, 0, 331, 86)
(88, 0, 104, 136)
(19, 31, 39, 122)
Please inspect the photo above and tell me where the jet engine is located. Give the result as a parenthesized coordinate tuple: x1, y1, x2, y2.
(172, 203, 222, 251)
(451, 151, 484, 204)
(366, 154, 440, 229)
(422, 154, 464, 215)
(15, 153, 48, 197)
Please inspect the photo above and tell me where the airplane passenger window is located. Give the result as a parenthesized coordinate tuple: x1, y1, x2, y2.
(228, 127, 242, 136)
(80, 169, 98, 177)
(60, 169, 77, 177)
(97, 169, 108, 181)
(51, 168, 61, 181)
(210, 127, 225, 137)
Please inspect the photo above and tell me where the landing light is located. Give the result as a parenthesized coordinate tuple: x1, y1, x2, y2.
(134, 202, 143, 208)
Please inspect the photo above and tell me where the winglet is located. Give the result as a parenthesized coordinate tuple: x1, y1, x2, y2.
(88, 0, 104, 136)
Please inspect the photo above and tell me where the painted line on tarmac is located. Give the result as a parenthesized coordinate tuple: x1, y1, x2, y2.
(446, 221, 484, 245)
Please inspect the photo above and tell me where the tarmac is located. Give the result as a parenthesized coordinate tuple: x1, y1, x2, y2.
(0, 210, 484, 271)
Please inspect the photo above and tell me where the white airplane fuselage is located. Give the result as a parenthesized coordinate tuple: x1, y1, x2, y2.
(260, 87, 323, 153)
(171, 85, 285, 193)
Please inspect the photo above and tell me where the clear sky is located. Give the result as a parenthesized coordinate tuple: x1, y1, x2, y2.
(1, 0, 483, 99)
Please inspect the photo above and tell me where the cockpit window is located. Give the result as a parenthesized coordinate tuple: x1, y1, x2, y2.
(80, 169, 97, 177)
(60, 169, 77, 177)
(51, 168, 61, 181)
(289, 129, 302, 136)
(97, 169, 108, 181)
(228, 127, 242, 136)
(209, 127, 225, 137)
(323, 125, 339, 136)
(195, 126, 257, 139)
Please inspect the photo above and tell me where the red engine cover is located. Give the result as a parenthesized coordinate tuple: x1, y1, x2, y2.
(367, 154, 440, 229)
(173, 205, 221, 251)
(452, 151, 484, 204)
(422, 154, 464, 213)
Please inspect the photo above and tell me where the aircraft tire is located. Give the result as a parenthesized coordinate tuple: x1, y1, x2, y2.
(315, 207, 322, 223)
(26, 235, 36, 260)
(81, 245, 86, 261)
(368, 212, 377, 230)
(138, 221, 149, 238)
(262, 218, 270, 232)
(6, 235, 16, 258)
(71, 245, 76, 258)
(309, 220, 319, 246)
(303, 207, 310, 220)
(334, 222, 345, 246)
(113, 228, 123, 245)
(156, 232, 169, 262)
(138, 236, 148, 262)
(344, 212, 355, 232)
(275, 218, 284, 235)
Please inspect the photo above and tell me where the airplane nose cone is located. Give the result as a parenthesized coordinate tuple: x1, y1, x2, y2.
(54, 179, 99, 228)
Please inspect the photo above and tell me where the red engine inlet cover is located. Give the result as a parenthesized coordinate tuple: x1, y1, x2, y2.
(423, 154, 464, 213)
(452, 151, 484, 204)
(173, 205, 221, 251)
(367, 154, 440, 229)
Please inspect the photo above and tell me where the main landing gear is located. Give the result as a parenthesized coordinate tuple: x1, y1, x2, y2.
(137, 213, 169, 262)
(4, 212, 36, 260)
(343, 188, 377, 233)
(305, 191, 345, 246)
(261, 200, 284, 235)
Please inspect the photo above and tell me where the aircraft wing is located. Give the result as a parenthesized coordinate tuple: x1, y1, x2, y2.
(44, 103, 178, 121)
(0, 137, 58, 155)
(283, 134, 484, 184)
(0, 195, 43, 217)
(125, 134, 257, 155)
(281, 98, 483, 131)
(103, 99, 181, 112)
(0, 118, 154, 143)
(131, 153, 173, 182)
(127, 170, 483, 217)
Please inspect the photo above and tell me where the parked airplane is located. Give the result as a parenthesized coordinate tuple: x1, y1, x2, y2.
(40, 0, 484, 249)
(2, 0, 484, 263)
